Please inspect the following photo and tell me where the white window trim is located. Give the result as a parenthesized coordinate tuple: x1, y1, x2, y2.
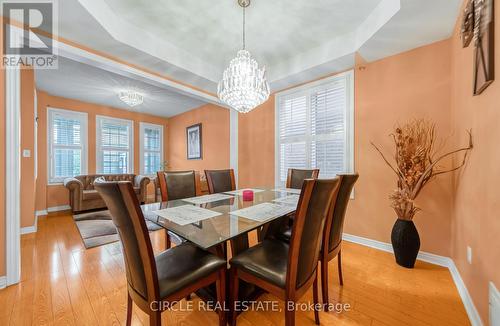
(96, 115, 134, 174)
(47, 107, 88, 184)
(139, 122, 164, 177)
(274, 70, 355, 188)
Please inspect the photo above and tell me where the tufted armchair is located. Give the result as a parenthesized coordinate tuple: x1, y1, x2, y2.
(64, 174, 150, 212)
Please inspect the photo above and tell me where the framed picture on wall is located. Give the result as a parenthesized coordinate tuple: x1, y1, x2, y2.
(473, 0, 495, 95)
(186, 123, 202, 160)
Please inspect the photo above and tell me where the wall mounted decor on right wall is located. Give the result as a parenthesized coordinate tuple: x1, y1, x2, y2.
(462, 0, 495, 95)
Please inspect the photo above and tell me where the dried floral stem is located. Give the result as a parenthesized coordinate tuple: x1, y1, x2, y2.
(371, 119, 473, 220)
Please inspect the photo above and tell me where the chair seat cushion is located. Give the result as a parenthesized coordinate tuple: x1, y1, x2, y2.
(230, 239, 289, 289)
(277, 227, 292, 243)
(155, 243, 226, 298)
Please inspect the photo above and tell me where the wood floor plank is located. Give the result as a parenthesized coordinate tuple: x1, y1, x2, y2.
(0, 213, 471, 326)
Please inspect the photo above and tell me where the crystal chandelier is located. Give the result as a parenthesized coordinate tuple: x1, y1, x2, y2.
(118, 90, 144, 107)
(218, 0, 270, 113)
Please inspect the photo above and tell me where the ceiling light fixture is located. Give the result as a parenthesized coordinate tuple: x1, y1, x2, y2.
(118, 90, 144, 107)
(217, 0, 270, 113)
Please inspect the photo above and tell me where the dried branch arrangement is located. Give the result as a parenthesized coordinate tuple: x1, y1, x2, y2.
(371, 119, 473, 220)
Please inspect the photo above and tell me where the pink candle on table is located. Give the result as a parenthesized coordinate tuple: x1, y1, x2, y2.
(242, 190, 254, 201)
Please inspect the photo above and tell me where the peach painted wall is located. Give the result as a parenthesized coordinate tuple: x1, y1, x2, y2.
(238, 96, 275, 188)
(167, 104, 230, 172)
(35, 91, 169, 213)
(450, 0, 500, 322)
(349, 39, 454, 257)
(20, 69, 36, 228)
(238, 40, 454, 256)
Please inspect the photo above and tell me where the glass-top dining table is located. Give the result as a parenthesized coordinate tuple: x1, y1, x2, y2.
(142, 188, 300, 252)
(141, 188, 301, 304)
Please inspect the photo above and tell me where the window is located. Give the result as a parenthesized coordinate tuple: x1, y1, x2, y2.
(275, 71, 354, 186)
(96, 116, 133, 174)
(140, 122, 163, 175)
(48, 108, 88, 183)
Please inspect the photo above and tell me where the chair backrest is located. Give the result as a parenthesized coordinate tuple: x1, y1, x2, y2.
(205, 169, 235, 194)
(157, 170, 200, 201)
(325, 174, 359, 253)
(287, 178, 340, 290)
(94, 180, 159, 301)
(286, 169, 320, 189)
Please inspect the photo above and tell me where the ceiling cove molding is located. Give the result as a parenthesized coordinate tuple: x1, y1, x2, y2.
(49, 34, 224, 107)
(268, 0, 400, 82)
(7, 21, 223, 108)
(77, 0, 222, 83)
(79, 0, 400, 87)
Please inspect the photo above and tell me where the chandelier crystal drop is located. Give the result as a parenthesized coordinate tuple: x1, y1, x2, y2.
(118, 90, 144, 107)
(217, 0, 270, 113)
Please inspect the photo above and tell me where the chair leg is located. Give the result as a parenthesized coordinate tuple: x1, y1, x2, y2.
(126, 292, 133, 326)
(285, 300, 295, 326)
(216, 268, 227, 326)
(338, 250, 344, 286)
(321, 259, 329, 306)
(313, 273, 320, 325)
(165, 229, 171, 249)
(230, 268, 239, 326)
(149, 311, 161, 326)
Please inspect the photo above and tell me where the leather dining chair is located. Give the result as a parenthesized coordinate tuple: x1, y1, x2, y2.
(156, 170, 201, 248)
(157, 170, 201, 201)
(286, 168, 320, 189)
(229, 178, 341, 326)
(319, 173, 358, 305)
(95, 180, 227, 326)
(205, 169, 236, 194)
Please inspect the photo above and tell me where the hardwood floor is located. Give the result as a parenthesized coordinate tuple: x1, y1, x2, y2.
(0, 213, 470, 325)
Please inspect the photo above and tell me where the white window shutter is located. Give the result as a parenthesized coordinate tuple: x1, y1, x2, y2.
(275, 72, 354, 186)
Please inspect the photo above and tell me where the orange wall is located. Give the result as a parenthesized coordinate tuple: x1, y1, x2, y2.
(238, 96, 275, 188)
(238, 40, 454, 256)
(167, 104, 230, 172)
(35, 92, 169, 213)
(349, 39, 454, 257)
(450, 0, 500, 321)
(20, 69, 36, 228)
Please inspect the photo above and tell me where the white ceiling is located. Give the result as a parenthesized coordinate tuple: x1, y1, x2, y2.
(35, 57, 206, 118)
(35, 0, 462, 106)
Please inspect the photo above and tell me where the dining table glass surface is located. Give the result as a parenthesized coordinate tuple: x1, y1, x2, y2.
(142, 189, 297, 249)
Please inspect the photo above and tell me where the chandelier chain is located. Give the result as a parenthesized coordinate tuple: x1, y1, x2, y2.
(242, 6, 246, 50)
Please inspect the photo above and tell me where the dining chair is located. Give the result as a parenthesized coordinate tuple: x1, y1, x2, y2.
(157, 170, 201, 201)
(205, 169, 236, 194)
(156, 170, 201, 248)
(286, 168, 320, 189)
(229, 178, 341, 326)
(94, 180, 227, 326)
(320, 173, 358, 306)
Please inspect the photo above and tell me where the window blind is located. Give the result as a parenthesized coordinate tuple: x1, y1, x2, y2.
(48, 108, 87, 183)
(276, 72, 353, 186)
(96, 116, 133, 174)
(140, 123, 163, 175)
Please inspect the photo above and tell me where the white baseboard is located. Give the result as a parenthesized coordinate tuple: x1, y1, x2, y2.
(20, 225, 37, 235)
(0, 276, 6, 289)
(35, 209, 48, 216)
(21, 213, 39, 235)
(20, 207, 71, 235)
(343, 233, 483, 326)
(47, 205, 71, 213)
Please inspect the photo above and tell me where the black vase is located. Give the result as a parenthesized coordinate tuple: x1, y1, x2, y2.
(391, 219, 420, 268)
